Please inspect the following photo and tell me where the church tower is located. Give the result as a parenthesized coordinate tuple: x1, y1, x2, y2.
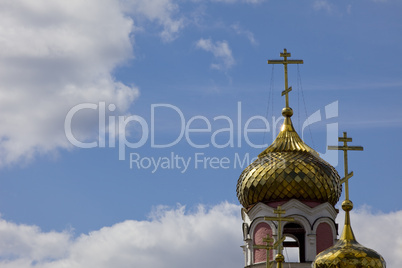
(237, 49, 342, 267)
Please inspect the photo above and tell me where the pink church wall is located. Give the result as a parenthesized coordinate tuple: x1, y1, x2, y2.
(267, 201, 287, 208)
(267, 200, 321, 208)
(253, 222, 273, 263)
(316, 222, 333, 254)
(301, 200, 321, 208)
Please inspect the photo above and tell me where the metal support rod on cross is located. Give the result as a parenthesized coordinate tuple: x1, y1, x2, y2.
(268, 49, 303, 109)
(328, 132, 364, 200)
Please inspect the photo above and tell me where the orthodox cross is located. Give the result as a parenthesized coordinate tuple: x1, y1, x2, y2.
(328, 132, 364, 200)
(264, 206, 294, 268)
(268, 49, 303, 108)
(254, 234, 275, 268)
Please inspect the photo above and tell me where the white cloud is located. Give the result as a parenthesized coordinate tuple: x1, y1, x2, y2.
(345, 206, 402, 267)
(0, 219, 71, 263)
(0, 203, 401, 267)
(196, 38, 235, 70)
(0, 0, 140, 166)
(0, 0, 191, 167)
(0, 202, 243, 268)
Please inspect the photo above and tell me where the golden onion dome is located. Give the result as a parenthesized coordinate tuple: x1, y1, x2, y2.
(236, 107, 342, 209)
(313, 200, 386, 267)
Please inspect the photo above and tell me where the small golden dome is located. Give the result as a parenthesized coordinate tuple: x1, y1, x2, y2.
(236, 113, 341, 209)
(313, 200, 386, 267)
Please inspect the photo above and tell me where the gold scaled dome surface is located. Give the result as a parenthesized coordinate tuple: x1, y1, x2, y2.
(236, 109, 342, 209)
(313, 200, 386, 267)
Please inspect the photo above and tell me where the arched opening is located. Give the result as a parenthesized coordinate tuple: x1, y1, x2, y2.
(283, 236, 299, 262)
(283, 222, 306, 262)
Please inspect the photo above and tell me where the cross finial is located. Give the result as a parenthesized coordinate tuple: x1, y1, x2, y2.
(254, 234, 275, 268)
(268, 49, 303, 110)
(328, 132, 364, 200)
(264, 206, 294, 268)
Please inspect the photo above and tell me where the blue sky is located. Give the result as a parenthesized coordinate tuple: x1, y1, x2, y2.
(0, 0, 401, 267)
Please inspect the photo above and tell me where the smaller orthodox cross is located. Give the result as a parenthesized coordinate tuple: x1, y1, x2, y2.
(264, 206, 294, 268)
(268, 49, 303, 109)
(328, 132, 364, 200)
(254, 234, 275, 268)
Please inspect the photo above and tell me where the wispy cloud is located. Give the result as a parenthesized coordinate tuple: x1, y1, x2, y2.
(210, 0, 265, 3)
(313, 0, 334, 13)
(196, 38, 235, 70)
(231, 23, 258, 46)
(120, 0, 185, 42)
(342, 119, 402, 128)
(346, 4, 352, 14)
